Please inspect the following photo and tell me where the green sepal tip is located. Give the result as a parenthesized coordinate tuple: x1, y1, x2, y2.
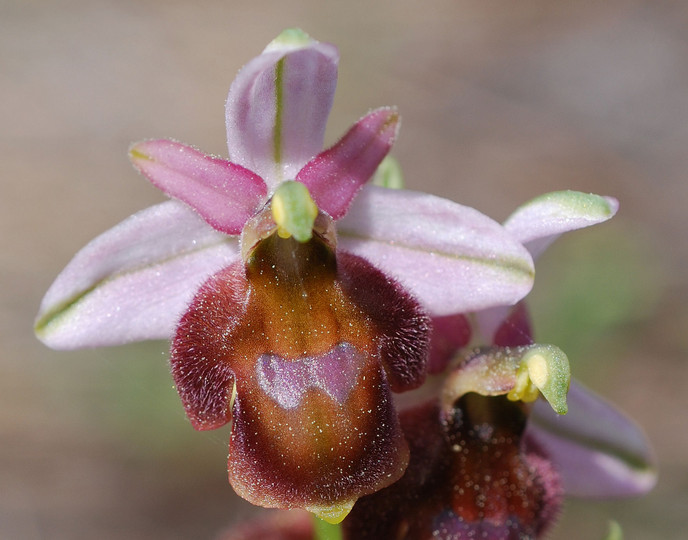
(265, 28, 313, 52)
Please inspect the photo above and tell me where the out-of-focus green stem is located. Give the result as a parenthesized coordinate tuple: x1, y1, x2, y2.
(604, 520, 623, 540)
(313, 516, 343, 540)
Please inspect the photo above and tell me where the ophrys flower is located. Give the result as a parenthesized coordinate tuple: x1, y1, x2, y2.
(35, 29, 536, 522)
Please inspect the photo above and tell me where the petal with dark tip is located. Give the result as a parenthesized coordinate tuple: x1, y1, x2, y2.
(339, 186, 535, 315)
(225, 30, 339, 186)
(297, 108, 399, 220)
(129, 139, 267, 235)
(35, 200, 238, 349)
(527, 381, 657, 497)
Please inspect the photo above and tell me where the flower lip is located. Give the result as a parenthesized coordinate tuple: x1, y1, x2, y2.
(171, 224, 429, 516)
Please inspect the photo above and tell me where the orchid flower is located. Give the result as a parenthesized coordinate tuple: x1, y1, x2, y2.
(342, 191, 656, 538)
(34, 29, 535, 523)
(488, 191, 656, 500)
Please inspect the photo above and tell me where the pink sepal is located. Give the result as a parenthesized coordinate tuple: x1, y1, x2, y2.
(339, 186, 535, 315)
(527, 381, 657, 497)
(35, 201, 239, 349)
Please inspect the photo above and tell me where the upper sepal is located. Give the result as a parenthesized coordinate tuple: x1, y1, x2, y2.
(474, 191, 619, 344)
(225, 29, 339, 187)
(35, 201, 239, 349)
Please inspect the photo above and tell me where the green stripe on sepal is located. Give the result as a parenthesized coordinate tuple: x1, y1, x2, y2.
(273, 56, 285, 166)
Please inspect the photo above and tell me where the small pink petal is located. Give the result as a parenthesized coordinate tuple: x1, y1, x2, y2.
(225, 38, 338, 187)
(492, 302, 534, 346)
(427, 314, 471, 374)
(473, 300, 533, 346)
(504, 191, 619, 259)
(338, 186, 535, 315)
(297, 108, 399, 219)
(527, 381, 657, 497)
(35, 201, 239, 349)
(130, 139, 267, 235)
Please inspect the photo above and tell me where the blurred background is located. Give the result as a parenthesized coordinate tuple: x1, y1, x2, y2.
(2, 0, 686, 538)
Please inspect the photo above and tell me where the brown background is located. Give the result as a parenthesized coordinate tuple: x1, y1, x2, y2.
(2, 1, 686, 538)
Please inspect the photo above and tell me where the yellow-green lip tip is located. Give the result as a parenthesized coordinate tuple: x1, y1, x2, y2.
(307, 500, 355, 524)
